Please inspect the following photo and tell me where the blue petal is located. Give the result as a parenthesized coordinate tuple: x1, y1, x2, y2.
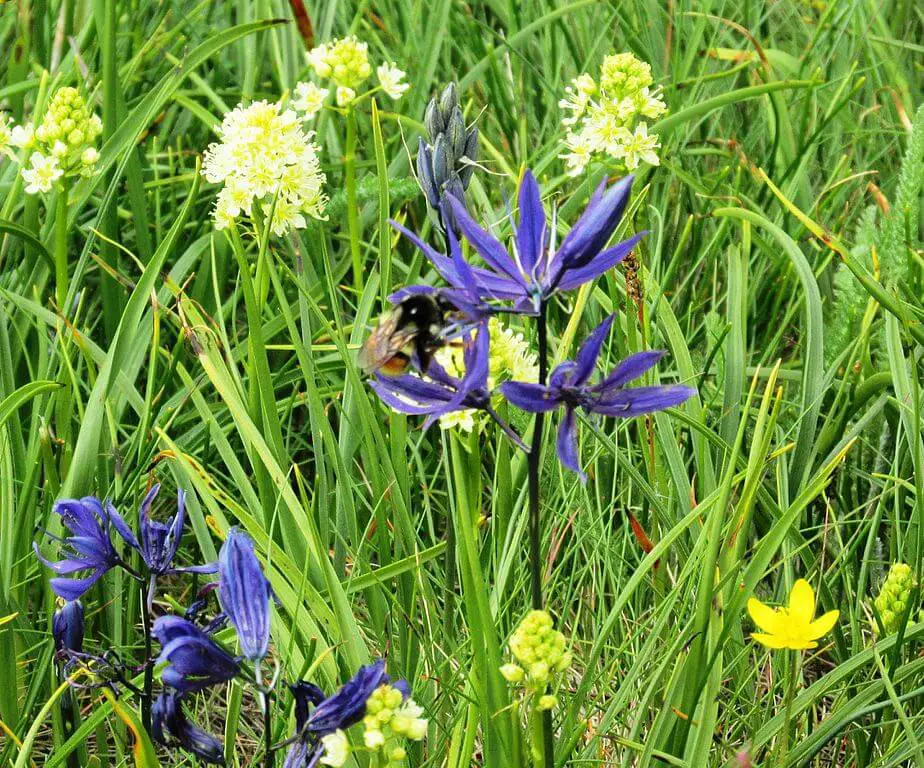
(552, 232, 645, 293)
(106, 499, 140, 551)
(572, 315, 616, 386)
(556, 408, 585, 480)
(592, 350, 666, 392)
(554, 175, 634, 271)
(589, 385, 697, 417)
(445, 196, 524, 285)
(515, 170, 546, 274)
(50, 571, 106, 601)
(309, 660, 388, 735)
(499, 382, 561, 412)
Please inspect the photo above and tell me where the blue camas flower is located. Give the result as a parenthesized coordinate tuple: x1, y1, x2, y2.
(500, 314, 695, 479)
(218, 528, 271, 662)
(153, 616, 239, 693)
(392, 170, 642, 312)
(52, 599, 84, 653)
(34, 496, 136, 600)
(153, 691, 225, 765)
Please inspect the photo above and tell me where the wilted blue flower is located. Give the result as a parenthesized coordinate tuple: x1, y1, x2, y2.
(218, 528, 271, 662)
(153, 615, 239, 693)
(34, 496, 136, 600)
(121, 485, 218, 577)
(153, 691, 225, 765)
(282, 682, 327, 768)
(500, 314, 696, 479)
(393, 170, 642, 312)
(53, 599, 84, 653)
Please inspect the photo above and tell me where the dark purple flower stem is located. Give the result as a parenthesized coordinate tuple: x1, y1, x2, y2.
(141, 576, 155, 735)
(528, 306, 547, 611)
(527, 302, 554, 768)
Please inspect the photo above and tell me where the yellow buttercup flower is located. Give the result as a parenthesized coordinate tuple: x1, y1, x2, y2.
(747, 579, 839, 650)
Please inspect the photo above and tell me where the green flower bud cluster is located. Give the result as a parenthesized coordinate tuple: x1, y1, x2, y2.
(874, 563, 921, 634)
(34, 87, 102, 173)
(308, 36, 372, 90)
(359, 684, 428, 765)
(500, 610, 571, 710)
(599, 53, 654, 100)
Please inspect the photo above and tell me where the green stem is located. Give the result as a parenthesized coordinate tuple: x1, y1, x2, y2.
(778, 650, 799, 767)
(529, 704, 545, 767)
(344, 106, 362, 296)
(54, 180, 70, 313)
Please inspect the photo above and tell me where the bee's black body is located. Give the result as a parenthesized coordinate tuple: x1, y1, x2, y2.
(358, 294, 461, 376)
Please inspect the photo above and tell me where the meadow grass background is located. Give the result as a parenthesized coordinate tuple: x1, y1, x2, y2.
(0, 0, 922, 765)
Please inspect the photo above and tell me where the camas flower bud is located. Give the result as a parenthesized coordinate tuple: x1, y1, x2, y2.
(874, 562, 919, 634)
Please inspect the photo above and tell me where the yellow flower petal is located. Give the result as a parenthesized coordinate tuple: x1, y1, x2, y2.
(806, 609, 839, 640)
(751, 632, 790, 649)
(788, 579, 816, 625)
(747, 598, 785, 635)
(788, 639, 819, 650)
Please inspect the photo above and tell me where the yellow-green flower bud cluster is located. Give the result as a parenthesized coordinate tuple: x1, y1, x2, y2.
(34, 87, 102, 173)
(874, 563, 921, 634)
(559, 52, 666, 176)
(4, 86, 102, 194)
(306, 36, 409, 108)
(501, 610, 571, 709)
(359, 684, 427, 765)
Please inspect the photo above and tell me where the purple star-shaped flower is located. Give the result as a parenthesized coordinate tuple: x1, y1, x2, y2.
(500, 315, 696, 480)
(391, 170, 643, 312)
(153, 615, 240, 693)
(33, 496, 137, 600)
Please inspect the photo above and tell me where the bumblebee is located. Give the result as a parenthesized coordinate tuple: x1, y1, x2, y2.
(359, 294, 461, 376)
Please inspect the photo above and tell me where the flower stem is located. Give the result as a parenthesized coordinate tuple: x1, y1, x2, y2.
(54, 180, 70, 314)
(344, 106, 363, 296)
(140, 577, 155, 735)
(256, 664, 274, 768)
(527, 303, 554, 768)
(777, 649, 799, 767)
(528, 305, 548, 610)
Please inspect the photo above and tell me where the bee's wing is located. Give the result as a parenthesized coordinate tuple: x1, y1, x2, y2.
(358, 312, 415, 373)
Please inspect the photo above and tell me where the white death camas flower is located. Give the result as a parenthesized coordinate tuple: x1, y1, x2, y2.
(560, 52, 667, 175)
(292, 81, 329, 121)
(201, 100, 328, 234)
(8, 86, 103, 194)
(377, 62, 410, 100)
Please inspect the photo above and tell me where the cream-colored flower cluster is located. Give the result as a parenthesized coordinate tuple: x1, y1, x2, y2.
(874, 563, 922, 634)
(559, 52, 667, 176)
(201, 100, 328, 235)
(2, 86, 102, 194)
(434, 318, 538, 432)
(500, 610, 571, 711)
(319, 683, 427, 767)
(303, 36, 408, 109)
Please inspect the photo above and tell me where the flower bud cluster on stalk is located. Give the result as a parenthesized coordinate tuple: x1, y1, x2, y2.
(874, 563, 922, 634)
(2, 86, 102, 194)
(417, 82, 479, 233)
